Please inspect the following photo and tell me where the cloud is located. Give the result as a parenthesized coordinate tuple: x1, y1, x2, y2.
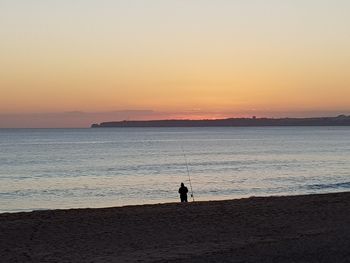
(0, 110, 157, 128)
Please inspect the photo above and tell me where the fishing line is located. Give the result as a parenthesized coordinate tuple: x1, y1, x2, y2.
(181, 146, 195, 202)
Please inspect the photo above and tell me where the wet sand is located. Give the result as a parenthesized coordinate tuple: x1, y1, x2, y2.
(1, 192, 350, 262)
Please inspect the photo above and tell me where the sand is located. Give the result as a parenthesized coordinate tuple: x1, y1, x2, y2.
(1, 192, 350, 262)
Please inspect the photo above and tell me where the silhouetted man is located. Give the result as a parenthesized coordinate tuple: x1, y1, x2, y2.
(178, 183, 188, 202)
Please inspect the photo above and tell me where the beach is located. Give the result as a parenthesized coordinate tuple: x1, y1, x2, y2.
(1, 192, 350, 262)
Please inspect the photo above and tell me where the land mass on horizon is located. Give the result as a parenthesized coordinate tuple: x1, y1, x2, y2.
(91, 115, 350, 128)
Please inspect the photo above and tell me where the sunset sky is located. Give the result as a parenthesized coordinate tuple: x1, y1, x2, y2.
(1, 0, 350, 127)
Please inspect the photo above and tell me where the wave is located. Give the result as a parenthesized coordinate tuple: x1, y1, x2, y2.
(307, 181, 350, 190)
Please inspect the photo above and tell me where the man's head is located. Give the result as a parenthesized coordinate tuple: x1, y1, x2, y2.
(181, 182, 184, 187)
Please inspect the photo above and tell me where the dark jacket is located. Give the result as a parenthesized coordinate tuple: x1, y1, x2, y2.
(178, 186, 188, 196)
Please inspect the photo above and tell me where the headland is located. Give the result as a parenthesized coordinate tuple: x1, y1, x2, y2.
(91, 115, 350, 128)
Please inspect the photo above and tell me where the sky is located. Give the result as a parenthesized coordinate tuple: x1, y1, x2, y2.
(1, 0, 350, 127)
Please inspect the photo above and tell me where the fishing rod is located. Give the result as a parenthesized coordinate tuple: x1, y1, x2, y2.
(181, 146, 195, 202)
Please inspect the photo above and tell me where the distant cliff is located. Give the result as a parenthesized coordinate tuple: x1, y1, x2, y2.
(91, 115, 350, 128)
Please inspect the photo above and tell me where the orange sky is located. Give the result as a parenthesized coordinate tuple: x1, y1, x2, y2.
(0, 1, 350, 127)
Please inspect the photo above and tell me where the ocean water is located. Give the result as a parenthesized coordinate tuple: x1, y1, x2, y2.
(0, 127, 349, 213)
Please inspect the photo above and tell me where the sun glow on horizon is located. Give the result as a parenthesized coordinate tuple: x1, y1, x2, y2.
(1, 0, 350, 127)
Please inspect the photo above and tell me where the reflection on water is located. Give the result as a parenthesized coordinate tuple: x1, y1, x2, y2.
(0, 127, 349, 212)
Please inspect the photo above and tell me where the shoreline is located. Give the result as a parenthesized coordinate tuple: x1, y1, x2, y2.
(2, 192, 350, 262)
(0, 191, 344, 215)
(0, 191, 347, 215)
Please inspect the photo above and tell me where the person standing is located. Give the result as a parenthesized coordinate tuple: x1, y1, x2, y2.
(178, 183, 188, 202)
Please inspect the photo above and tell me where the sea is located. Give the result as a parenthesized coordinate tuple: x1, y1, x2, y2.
(0, 127, 349, 213)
